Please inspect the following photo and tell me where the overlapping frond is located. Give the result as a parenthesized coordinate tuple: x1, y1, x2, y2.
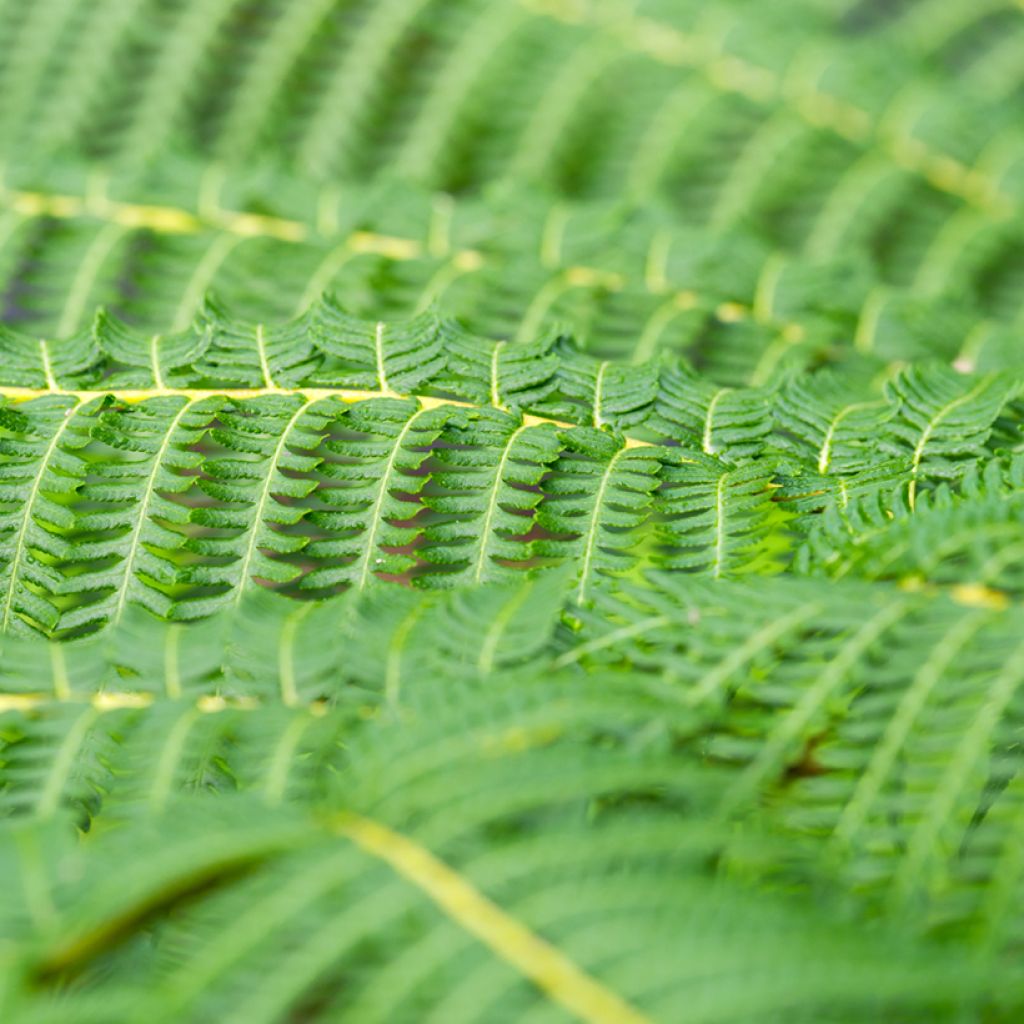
(1, 174, 1023, 383)
(0, 575, 1021, 1021)
(0, 0, 1021, 382)
(0, 0, 1023, 1019)
(0, 306, 1019, 634)
(558, 572, 1024, 936)
(0, 787, 989, 1024)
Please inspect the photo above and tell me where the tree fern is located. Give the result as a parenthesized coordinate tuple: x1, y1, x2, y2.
(0, 0, 1023, 1019)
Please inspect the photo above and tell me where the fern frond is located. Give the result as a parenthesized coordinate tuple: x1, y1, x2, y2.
(1, 168, 1023, 384)
(303, 397, 458, 590)
(94, 310, 212, 388)
(312, 298, 446, 394)
(0, 660, 1006, 1023)
(0, 300, 764, 443)
(772, 369, 891, 474)
(534, 430, 665, 603)
(0, 395, 95, 635)
(422, 411, 562, 586)
(8, 308, 812, 631)
(880, 364, 1018, 504)
(651, 362, 773, 461)
(557, 570, 1024, 937)
(0, 572, 573, 714)
(655, 457, 792, 578)
(1, 791, 991, 1024)
(797, 458, 1024, 595)
(2, 1, 1024, 1016)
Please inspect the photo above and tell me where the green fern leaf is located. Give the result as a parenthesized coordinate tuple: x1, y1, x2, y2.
(656, 457, 792, 578)
(1, 1, 1024, 1016)
(880, 364, 1018, 504)
(534, 429, 664, 604)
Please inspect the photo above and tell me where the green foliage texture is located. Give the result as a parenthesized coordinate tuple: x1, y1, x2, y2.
(1, 0, 1024, 1020)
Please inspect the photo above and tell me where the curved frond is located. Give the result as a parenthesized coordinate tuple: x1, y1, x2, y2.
(2, 1, 1024, 1017)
